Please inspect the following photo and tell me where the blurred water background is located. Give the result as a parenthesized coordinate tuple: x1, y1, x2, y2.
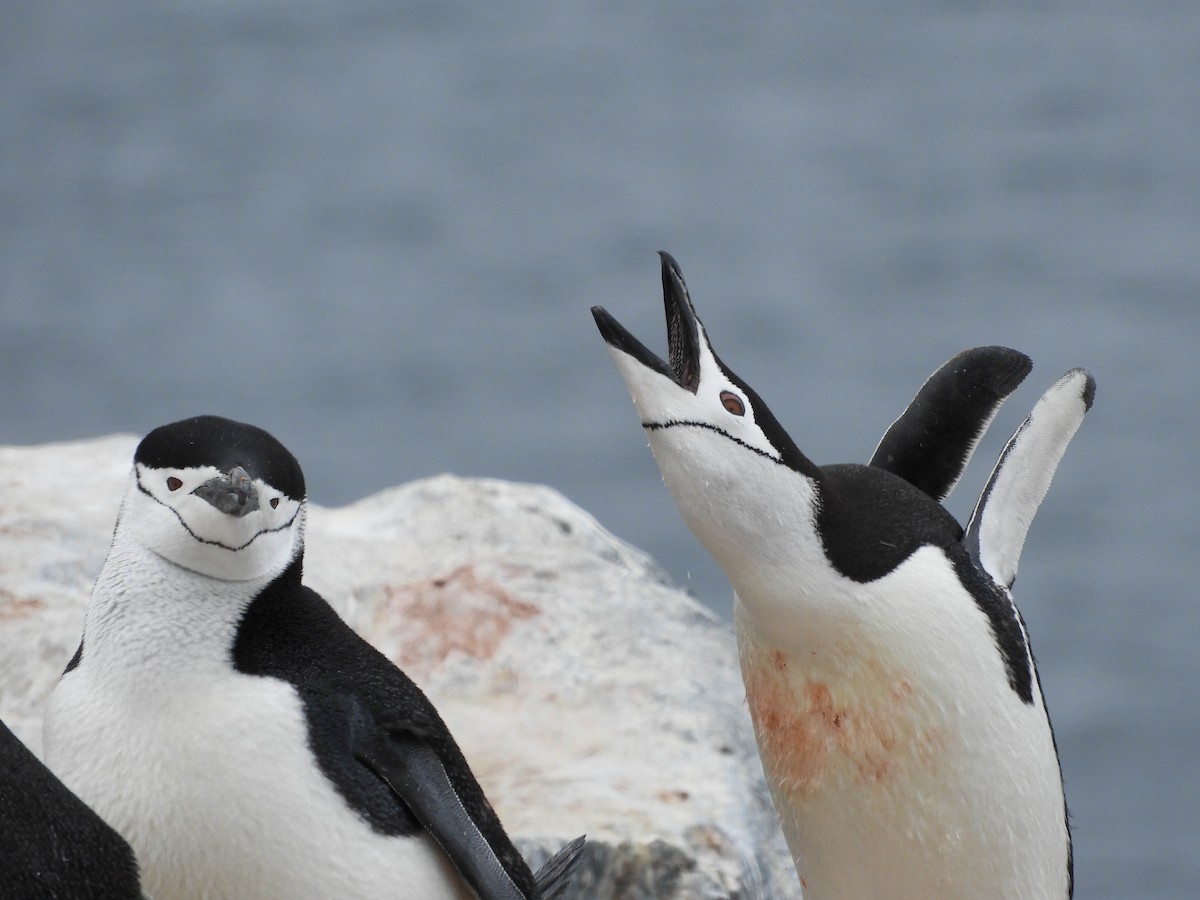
(3, 1, 1198, 896)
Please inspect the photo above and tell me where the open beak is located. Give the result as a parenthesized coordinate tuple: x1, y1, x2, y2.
(591, 251, 703, 394)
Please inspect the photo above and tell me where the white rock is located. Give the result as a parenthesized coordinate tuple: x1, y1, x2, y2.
(0, 436, 800, 899)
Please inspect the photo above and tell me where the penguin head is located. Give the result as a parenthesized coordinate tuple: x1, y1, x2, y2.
(592, 253, 823, 572)
(120, 415, 306, 581)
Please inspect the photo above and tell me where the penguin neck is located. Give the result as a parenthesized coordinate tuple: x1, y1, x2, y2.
(656, 444, 834, 609)
(83, 528, 288, 679)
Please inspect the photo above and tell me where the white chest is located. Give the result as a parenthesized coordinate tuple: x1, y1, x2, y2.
(45, 663, 469, 900)
(733, 548, 1070, 900)
(43, 543, 470, 900)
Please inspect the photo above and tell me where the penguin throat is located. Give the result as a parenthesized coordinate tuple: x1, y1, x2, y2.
(143, 545, 275, 584)
(84, 542, 266, 676)
(642, 420, 785, 466)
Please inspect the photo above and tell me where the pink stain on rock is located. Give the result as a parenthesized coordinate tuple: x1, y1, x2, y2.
(0, 589, 44, 620)
(369, 564, 539, 677)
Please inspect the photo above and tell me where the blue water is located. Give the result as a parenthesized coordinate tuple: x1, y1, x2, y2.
(3, 1, 1198, 895)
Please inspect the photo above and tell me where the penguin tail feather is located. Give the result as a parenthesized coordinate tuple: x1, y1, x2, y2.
(533, 835, 587, 899)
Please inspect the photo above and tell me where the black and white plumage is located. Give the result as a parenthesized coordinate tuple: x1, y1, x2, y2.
(43, 415, 584, 900)
(869, 345, 1033, 501)
(592, 253, 1092, 899)
(0, 717, 143, 899)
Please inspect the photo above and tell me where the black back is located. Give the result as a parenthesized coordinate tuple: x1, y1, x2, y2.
(0, 719, 143, 899)
(232, 561, 542, 897)
(816, 463, 1034, 705)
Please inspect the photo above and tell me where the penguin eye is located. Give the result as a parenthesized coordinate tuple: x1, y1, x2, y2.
(166, 477, 183, 491)
(720, 391, 746, 417)
(270, 497, 280, 509)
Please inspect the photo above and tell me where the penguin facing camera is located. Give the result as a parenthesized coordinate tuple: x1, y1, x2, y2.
(44, 415, 585, 900)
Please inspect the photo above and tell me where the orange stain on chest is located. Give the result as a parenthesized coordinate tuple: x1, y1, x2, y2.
(744, 647, 944, 801)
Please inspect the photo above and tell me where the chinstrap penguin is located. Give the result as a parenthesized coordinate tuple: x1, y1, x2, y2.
(43, 415, 584, 900)
(0, 717, 143, 899)
(592, 253, 1092, 899)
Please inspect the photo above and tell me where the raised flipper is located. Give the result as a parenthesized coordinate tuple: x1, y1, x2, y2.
(964, 368, 1096, 589)
(354, 714, 584, 900)
(870, 347, 1032, 501)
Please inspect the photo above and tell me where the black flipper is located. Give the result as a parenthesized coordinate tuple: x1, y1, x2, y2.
(532, 835, 587, 900)
(236, 573, 580, 900)
(869, 346, 1032, 501)
(354, 716, 529, 900)
(0, 718, 145, 899)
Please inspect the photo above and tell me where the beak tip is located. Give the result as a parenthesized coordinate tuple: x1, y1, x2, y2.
(591, 306, 623, 348)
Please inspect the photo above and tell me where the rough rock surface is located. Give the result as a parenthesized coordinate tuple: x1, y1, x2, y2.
(0, 436, 801, 899)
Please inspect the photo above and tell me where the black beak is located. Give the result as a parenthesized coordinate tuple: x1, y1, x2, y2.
(591, 251, 704, 393)
(193, 466, 259, 518)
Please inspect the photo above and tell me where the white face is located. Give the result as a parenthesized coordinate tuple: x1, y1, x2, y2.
(604, 327, 786, 466)
(121, 462, 305, 582)
(605, 335, 821, 573)
(594, 256, 823, 583)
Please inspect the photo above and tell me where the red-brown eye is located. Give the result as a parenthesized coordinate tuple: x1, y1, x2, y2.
(167, 477, 183, 491)
(270, 497, 280, 509)
(720, 391, 745, 416)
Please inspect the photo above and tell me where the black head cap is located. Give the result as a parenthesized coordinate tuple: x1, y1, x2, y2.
(135, 415, 306, 501)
